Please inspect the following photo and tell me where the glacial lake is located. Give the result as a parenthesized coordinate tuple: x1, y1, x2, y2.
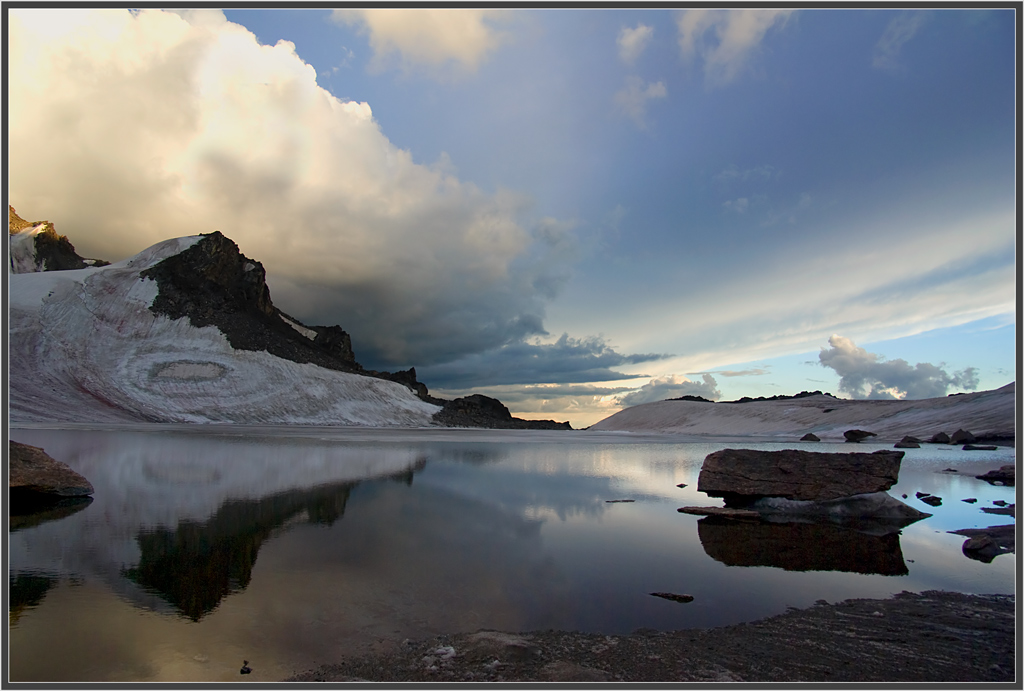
(7, 426, 1016, 682)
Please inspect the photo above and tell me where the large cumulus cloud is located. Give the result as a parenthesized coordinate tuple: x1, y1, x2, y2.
(818, 335, 979, 400)
(8, 8, 576, 370)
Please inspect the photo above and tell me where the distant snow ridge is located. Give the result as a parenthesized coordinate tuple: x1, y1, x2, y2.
(9, 234, 441, 425)
(590, 386, 1015, 441)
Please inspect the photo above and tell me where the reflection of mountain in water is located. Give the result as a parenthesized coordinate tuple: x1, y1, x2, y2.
(697, 517, 909, 576)
(9, 574, 57, 625)
(123, 481, 355, 621)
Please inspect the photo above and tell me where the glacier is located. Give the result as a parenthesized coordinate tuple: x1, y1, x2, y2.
(8, 234, 442, 426)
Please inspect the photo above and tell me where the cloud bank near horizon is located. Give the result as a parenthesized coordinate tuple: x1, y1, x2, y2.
(818, 335, 979, 400)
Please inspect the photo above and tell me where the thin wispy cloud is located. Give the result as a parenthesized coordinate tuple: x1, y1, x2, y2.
(713, 164, 780, 184)
(873, 12, 928, 71)
(617, 374, 722, 406)
(676, 9, 794, 85)
(691, 369, 769, 377)
(617, 23, 654, 64)
(614, 76, 667, 129)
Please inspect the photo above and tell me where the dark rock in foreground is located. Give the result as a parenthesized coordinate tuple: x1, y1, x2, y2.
(697, 448, 904, 503)
(975, 465, 1015, 486)
(9, 441, 94, 504)
(287, 591, 1015, 682)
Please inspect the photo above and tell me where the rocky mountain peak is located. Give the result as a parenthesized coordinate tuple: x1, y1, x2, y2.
(8, 205, 109, 272)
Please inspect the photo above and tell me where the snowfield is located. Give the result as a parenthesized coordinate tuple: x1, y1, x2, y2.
(8, 235, 442, 426)
(589, 386, 1016, 442)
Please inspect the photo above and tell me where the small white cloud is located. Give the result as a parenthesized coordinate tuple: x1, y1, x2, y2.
(676, 9, 794, 86)
(614, 76, 667, 129)
(873, 11, 928, 71)
(617, 23, 654, 64)
(332, 8, 511, 77)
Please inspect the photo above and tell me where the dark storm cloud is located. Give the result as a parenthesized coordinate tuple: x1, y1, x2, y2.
(416, 333, 670, 388)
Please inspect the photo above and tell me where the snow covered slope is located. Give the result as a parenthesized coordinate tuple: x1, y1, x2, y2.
(590, 385, 1016, 442)
(9, 234, 441, 425)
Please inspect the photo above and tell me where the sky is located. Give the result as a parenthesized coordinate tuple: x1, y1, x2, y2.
(6, 7, 1018, 428)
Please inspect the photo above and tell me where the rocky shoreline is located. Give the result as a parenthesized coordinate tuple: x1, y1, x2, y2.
(286, 590, 1014, 683)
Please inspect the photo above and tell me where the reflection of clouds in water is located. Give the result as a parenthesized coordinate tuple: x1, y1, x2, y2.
(255, 480, 577, 650)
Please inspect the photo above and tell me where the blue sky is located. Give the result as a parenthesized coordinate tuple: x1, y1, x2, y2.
(7, 8, 1018, 427)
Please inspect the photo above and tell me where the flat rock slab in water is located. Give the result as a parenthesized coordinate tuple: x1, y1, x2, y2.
(698, 449, 904, 502)
(677, 506, 760, 519)
(287, 591, 1014, 682)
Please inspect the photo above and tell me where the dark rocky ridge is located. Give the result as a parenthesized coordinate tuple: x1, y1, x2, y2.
(432, 394, 571, 430)
(8, 205, 109, 271)
(137, 231, 569, 429)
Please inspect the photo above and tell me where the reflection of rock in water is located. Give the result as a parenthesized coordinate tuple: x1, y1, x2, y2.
(122, 482, 355, 621)
(697, 517, 909, 576)
(9, 574, 56, 625)
(9, 495, 93, 532)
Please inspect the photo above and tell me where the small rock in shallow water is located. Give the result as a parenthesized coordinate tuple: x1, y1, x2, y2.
(962, 498, 977, 503)
(650, 592, 694, 603)
(992, 500, 1007, 506)
(606, 499, 635, 503)
(920, 495, 943, 507)
(915, 492, 930, 498)
(676, 483, 687, 488)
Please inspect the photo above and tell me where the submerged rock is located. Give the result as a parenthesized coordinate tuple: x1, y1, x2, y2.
(975, 465, 1015, 486)
(697, 448, 904, 503)
(949, 525, 1014, 563)
(745, 492, 930, 524)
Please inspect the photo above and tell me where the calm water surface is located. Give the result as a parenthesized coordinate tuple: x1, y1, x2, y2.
(7, 426, 1016, 682)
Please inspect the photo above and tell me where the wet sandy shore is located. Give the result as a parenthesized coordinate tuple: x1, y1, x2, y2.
(286, 589, 1015, 683)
